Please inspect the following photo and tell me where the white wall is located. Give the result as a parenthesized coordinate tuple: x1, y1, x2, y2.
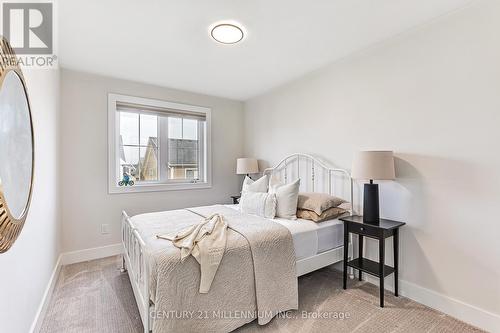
(60, 69, 244, 252)
(0, 68, 61, 333)
(244, 1, 500, 330)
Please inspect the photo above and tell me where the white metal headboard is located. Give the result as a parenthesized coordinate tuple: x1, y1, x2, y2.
(263, 153, 353, 212)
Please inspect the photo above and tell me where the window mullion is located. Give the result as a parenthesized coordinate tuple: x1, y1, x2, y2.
(198, 121, 205, 182)
(159, 116, 169, 182)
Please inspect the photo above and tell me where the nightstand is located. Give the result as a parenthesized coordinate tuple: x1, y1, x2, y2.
(339, 215, 405, 307)
(230, 195, 241, 204)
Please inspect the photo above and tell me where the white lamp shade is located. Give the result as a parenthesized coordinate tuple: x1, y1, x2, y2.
(351, 151, 395, 180)
(236, 158, 259, 174)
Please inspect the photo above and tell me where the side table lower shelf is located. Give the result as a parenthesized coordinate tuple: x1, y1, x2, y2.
(347, 258, 395, 278)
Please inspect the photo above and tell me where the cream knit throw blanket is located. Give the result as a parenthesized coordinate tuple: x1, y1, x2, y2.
(157, 213, 228, 293)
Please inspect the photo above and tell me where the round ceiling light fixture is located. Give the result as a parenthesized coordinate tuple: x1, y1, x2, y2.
(210, 23, 244, 44)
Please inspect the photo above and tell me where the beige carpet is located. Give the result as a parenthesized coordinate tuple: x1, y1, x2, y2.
(40, 256, 484, 333)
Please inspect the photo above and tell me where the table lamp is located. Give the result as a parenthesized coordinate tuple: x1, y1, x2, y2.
(351, 151, 395, 224)
(236, 158, 259, 178)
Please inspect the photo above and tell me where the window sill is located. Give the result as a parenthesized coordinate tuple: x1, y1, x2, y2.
(108, 181, 212, 194)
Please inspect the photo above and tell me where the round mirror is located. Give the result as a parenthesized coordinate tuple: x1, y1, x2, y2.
(0, 37, 34, 253)
(0, 71, 33, 219)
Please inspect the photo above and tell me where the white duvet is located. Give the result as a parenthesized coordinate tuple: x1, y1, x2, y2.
(225, 204, 344, 260)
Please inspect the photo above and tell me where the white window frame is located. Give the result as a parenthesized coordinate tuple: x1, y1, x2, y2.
(108, 93, 212, 194)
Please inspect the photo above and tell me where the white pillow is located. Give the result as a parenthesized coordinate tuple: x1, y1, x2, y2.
(269, 178, 300, 219)
(241, 175, 268, 193)
(239, 191, 276, 219)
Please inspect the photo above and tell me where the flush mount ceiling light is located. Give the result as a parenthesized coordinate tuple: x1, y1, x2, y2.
(210, 23, 244, 44)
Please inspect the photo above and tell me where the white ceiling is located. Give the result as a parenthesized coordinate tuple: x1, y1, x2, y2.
(59, 0, 472, 101)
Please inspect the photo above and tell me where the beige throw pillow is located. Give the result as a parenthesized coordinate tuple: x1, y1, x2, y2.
(297, 192, 347, 215)
(297, 207, 348, 222)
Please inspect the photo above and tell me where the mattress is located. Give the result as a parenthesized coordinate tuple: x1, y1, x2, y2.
(225, 205, 344, 260)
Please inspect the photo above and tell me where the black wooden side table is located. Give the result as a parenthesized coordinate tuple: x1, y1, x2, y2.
(340, 215, 405, 307)
(230, 195, 241, 204)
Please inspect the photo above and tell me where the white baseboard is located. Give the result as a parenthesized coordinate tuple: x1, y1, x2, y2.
(363, 275, 500, 332)
(29, 254, 62, 333)
(60, 243, 123, 265)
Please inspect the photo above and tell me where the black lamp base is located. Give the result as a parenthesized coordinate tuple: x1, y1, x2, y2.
(363, 182, 380, 225)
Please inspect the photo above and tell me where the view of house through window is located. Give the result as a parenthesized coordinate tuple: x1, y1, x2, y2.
(167, 117, 200, 180)
(119, 112, 159, 182)
(117, 105, 206, 185)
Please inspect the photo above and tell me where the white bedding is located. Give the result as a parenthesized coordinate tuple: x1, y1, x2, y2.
(225, 205, 344, 260)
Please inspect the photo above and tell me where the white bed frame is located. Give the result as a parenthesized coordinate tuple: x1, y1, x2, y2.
(121, 153, 354, 333)
(262, 153, 354, 276)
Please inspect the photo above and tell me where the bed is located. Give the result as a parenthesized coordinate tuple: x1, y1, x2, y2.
(121, 153, 354, 333)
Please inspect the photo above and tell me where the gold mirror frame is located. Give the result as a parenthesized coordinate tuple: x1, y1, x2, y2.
(0, 37, 35, 253)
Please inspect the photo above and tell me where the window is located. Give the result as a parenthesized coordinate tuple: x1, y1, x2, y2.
(108, 94, 211, 193)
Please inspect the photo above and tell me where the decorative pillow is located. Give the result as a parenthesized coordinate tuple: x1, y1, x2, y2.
(269, 178, 300, 219)
(297, 192, 347, 215)
(239, 191, 276, 219)
(241, 175, 268, 193)
(338, 202, 352, 211)
(297, 206, 348, 222)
